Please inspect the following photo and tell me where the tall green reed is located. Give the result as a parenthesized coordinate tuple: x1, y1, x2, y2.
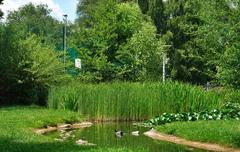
(48, 81, 226, 121)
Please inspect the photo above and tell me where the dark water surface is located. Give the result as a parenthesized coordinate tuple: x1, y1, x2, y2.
(49, 122, 206, 152)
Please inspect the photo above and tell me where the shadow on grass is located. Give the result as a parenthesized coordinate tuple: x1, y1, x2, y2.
(0, 137, 95, 152)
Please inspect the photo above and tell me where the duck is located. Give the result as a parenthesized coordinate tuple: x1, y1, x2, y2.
(131, 131, 140, 136)
(115, 129, 123, 137)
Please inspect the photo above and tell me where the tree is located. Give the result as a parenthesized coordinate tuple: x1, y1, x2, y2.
(74, 0, 118, 81)
(0, 33, 69, 105)
(138, 0, 149, 14)
(218, 44, 240, 89)
(73, 0, 164, 81)
(147, 0, 167, 34)
(165, 0, 211, 84)
(182, 0, 240, 85)
(117, 22, 164, 80)
(0, 3, 69, 104)
(216, 1, 240, 88)
(136, 0, 236, 84)
(6, 3, 63, 49)
(76, 0, 98, 24)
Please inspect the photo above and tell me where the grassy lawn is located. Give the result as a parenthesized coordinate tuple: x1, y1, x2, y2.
(156, 120, 240, 148)
(0, 106, 141, 152)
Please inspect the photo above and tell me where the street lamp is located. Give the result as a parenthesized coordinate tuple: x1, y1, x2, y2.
(63, 14, 68, 71)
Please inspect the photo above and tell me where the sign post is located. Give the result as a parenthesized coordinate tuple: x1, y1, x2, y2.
(75, 58, 81, 69)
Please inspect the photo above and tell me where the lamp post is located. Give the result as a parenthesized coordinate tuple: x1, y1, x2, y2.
(63, 14, 68, 71)
(163, 53, 166, 82)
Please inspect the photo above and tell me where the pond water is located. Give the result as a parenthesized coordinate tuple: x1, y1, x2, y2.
(49, 122, 206, 152)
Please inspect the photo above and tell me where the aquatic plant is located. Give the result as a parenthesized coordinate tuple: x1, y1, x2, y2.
(145, 102, 240, 126)
(48, 81, 226, 121)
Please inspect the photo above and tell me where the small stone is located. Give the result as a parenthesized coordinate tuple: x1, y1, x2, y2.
(76, 139, 88, 145)
(58, 124, 71, 129)
(72, 122, 93, 129)
(75, 139, 96, 146)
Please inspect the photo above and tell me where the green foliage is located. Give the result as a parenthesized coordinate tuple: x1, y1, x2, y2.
(73, 0, 164, 82)
(6, 3, 63, 49)
(137, 0, 149, 14)
(117, 22, 163, 80)
(0, 3, 69, 105)
(76, 0, 98, 24)
(74, 0, 240, 86)
(1, 0, 240, 105)
(74, 0, 118, 81)
(168, 0, 240, 85)
(18, 35, 69, 87)
(218, 45, 240, 89)
(147, 0, 166, 34)
(48, 81, 224, 121)
(165, 0, 215, 84)
(145, 102, 240, 126)
(0, 34, 68, 105)
(222, 90, 240, 103)
(136, 0, 240, 85)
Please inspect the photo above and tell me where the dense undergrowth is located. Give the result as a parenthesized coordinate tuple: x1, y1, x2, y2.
(48, 81, 231, 121)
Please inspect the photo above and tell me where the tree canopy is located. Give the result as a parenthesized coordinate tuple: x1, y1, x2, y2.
(73, 0, 165, 81)
(1, 0, 240, 104)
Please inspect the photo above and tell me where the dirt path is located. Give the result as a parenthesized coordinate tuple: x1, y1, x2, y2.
(144, 129, 240, 152)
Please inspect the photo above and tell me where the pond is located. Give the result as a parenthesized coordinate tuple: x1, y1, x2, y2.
(48, 122, 206, 152)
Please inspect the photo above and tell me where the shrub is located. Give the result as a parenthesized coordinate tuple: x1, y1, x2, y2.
(0, 35, 69, 105)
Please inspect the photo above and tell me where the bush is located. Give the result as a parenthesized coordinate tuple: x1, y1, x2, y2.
(0, 34, 69, 105)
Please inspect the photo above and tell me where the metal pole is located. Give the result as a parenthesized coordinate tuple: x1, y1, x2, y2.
(63, 14, 68, 71)
(163, 53, 166, 82)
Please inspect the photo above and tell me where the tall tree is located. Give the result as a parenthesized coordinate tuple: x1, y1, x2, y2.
(165, 0, 209, 83)
(138, 0, 149, 14)
(6, 3, 63, 49)
(73, 0, 164, 81)
(148, 0, 167, 34)
(213, 1, 240, 88)
(76, 0, 98, 24)
(136, 0, 236, 84)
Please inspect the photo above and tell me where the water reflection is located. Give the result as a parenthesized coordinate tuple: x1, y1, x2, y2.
(53, 122, 206, 152)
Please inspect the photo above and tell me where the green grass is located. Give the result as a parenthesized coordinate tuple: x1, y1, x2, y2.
(0, 106, 144, 152)
(48, 81, 226, 121)
(156, 120, 240, 148)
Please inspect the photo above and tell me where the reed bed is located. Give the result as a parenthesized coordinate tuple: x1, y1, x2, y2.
(48, 81, 226, 121)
